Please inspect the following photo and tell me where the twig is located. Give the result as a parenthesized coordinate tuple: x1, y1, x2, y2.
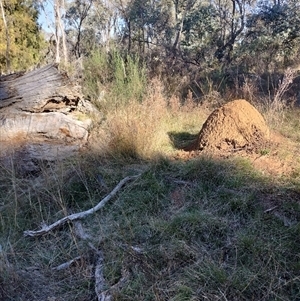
(264, 206, 278, 213)
(24, 174, 141, 237)
(94, 250, 111, 301)
(74, 220, 92, 240)
(52, 256, 82, 271)
(95, 249, 129, 301)
(73, 222, 112, 301)
(51, 221, 91, 271)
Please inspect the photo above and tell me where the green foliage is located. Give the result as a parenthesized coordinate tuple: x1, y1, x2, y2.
(83, 49, 146, 109)
(67, 0, 300, 106)
(82, 49, 111, 100)
(0, 0, 45, 72)
(111, 51, 146, 103)
(50, 0, 300, 105)
(242, 1, 300, 72)
(182, 3, 220, 67)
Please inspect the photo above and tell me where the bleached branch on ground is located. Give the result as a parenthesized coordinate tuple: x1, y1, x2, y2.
(94, 249, 111, 301)
(94, 249, 129, 301)
(52, 256, 82, 271)
(24, 174, 141, 237)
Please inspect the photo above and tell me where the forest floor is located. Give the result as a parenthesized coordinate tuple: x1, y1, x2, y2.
(0, 104, 299, 301)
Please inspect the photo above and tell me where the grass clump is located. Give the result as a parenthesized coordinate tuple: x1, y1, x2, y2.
(278, 108, 300, 142)
(88, 77, 207, 160)
(83, 50, 208, 160)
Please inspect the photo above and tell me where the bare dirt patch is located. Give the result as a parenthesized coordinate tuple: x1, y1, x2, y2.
(175, 130, 299, 178)
(250, 131, 300, 177)
(186, 99, 270, 152)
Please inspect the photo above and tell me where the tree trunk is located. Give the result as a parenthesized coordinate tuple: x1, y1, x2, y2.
(0, 0, 11, 73)
(59, 0, 68, 63)
(54, 0, 61, 63)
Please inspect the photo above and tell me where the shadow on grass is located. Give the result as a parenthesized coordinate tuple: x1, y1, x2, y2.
(168, 131, 198, 150)
(1, 151, 300, 301)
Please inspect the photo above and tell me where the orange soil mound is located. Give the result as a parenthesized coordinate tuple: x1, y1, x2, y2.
(188, 99, 270, 152)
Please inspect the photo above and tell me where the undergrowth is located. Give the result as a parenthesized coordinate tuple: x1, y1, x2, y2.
(83, 49, 146, 111)
(88, 78, 207, 160)
(0, 56, 299, 300)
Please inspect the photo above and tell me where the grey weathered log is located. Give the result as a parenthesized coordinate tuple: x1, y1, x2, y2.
(0, 64, 96, 145)
(0, 64, 80, 112)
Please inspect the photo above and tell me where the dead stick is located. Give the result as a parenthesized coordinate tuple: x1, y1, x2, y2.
(24, 174, 140, 237)
(52, 256, 82, 271)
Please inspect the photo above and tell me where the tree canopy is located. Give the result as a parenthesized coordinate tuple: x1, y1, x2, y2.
(1, 0, 300, 93)
(0, 0, 45, 73)
(59, 0, 300, 73)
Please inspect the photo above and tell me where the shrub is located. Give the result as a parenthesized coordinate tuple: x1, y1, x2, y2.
(83, 49, 146, 111)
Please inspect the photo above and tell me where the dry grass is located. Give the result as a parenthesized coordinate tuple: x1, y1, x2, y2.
(89, 78, 208, 159)
(244, 68, 298, 129)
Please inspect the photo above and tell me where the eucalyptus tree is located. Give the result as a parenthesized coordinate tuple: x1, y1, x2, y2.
(125, 0, 255, 68)
(37, 0, 68, 63)
(88, 0, 118, 51)
(207, 0, 258, 68)
(0, 0, 45, 72)
(243, 0, 300, 72)
(64, 0, 93, 58)
(0, 0, 10, 72)
(181, 2, 220, 67)
(53, 0, 68, 63)
(120, 0, 176, 54)
(110, 0, 201, 58)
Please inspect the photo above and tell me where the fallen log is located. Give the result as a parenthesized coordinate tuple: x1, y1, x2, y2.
(0, 64, 95, 144)
(0, 64, 79, 112)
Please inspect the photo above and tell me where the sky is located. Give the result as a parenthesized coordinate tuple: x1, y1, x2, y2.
(37, 1, 54, 33)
